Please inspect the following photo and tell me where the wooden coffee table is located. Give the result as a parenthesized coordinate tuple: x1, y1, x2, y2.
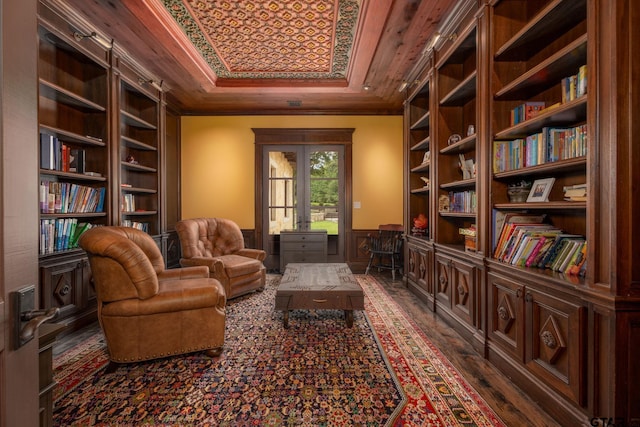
(275, 263, 364, 328)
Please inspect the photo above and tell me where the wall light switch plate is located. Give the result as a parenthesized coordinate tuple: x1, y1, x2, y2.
(353, 201, 361, 209)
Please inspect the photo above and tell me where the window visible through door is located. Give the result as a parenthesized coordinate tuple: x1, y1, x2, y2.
(253, 128, 354, 272)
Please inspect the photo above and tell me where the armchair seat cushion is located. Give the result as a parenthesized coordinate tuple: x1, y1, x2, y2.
(102, 278, 224, 317)
(176, 218, 267, 300)
(219, 254, 265, 278)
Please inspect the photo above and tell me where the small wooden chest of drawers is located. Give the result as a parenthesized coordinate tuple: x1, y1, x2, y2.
(280, 230, 328, 272)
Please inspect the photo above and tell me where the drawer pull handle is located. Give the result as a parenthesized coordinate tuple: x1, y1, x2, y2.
(313, 299, 327, 303)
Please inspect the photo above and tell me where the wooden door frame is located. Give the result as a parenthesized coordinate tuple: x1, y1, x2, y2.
(253, 128, 354, 268)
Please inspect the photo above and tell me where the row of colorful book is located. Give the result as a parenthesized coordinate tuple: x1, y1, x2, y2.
(40, 181, 106, 214)
(442, 190, 477, 214)
(122, 193, 136, 212)
(121, 220, 150, 232)
(510, 101, 545, 126)
(561, 65, 587, 103)
(493, 124, 587, 173)
(493, 213, 586, 276)
(39, 219, 95, 255)
(40, 133, 87, 173)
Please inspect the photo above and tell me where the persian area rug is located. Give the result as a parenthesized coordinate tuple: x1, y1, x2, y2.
(53, 275, 505, 427)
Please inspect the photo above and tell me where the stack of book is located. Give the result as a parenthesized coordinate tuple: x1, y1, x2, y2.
(39, 220, 95, 254)
(493, 212, 586, 276)
(563, 184, 587, 202)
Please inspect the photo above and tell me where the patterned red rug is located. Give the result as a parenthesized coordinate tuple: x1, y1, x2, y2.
(53, 275, 505, 426)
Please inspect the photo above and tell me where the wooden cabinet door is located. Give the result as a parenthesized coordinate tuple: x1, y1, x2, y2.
(525, 288, 585, 406)
(487, 272, 524, 361)
(407, 242, 433, 297)
(450, 258, 476, 328)
(39, 255, 85, 320)
(435, 253, 452, 306)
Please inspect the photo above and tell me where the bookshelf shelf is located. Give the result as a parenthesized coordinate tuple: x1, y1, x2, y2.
(439, 211, 476, 218)
(439, 71, 477, 106)
(493, 0, 587, 61)
(121, 135, 157, 151)
(410, 111, 430, 130)
(40, 212, 107, 219)
(494, 97, 587, 139)
(410, 136, 430, 151)
(495, 35, 587, 100)
(440, 178, 476, 189)
(39, 125, 106, 147)
(39, 169, 107, 182)
(494, 156, 586, 179)
(121, 186, 157, 194)
(122, 210, 158, 216)
(439, 134, 476, 154)
(121, 161, 157, 173)
(120, 109, 157, 130)
(39, 78, 106, 112)
(411, 187, 430, 194)
(410, 162, 430, 173)
(493, 201, 586, 210)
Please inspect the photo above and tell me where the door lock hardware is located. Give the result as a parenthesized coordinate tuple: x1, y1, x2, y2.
(11, 285, 60, 349)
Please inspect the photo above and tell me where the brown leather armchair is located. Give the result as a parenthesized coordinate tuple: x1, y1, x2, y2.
(79, 226, 226, 367)
(175, 218, 266, 300)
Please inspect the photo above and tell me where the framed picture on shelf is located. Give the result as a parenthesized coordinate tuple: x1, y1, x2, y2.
(527, 178, 555, 202)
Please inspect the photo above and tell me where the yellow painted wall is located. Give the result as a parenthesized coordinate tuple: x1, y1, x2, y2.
(181, 115, 403, 229)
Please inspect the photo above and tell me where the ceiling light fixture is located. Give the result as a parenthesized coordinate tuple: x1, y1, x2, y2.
(397, 81, 409, 92)
(363, 84, 371, 91)
(138, 78, 164, 92)
(72, 31, 113, 50)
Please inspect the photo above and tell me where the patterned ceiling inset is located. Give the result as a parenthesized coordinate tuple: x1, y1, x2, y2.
(162, 0, 360, 80)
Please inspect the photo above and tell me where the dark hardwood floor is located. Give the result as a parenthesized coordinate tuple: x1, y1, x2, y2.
(53, 271, 559, 426)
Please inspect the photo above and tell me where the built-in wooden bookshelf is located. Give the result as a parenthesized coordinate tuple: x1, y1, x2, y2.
(35, 0, 172, 336)
(403, 0, 640, 424)
(434, 21, 478, 250)
(115, 60, 161, 235)
(36, 3, 112, 332)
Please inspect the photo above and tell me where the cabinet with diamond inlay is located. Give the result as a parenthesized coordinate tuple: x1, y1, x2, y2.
(406, 240, 434, 307)
(487, 269, 586, 407)
(434, 248, 482, 345)
(39, 251, 96, 333)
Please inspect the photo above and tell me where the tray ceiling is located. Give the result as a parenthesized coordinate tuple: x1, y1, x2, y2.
(54, 0, 458, 114)
(164, 0, 357, 80)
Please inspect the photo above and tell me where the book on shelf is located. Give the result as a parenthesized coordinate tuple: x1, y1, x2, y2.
(447, 190, 477, 213)
(563, 183, 587, 201)
(40, 132, 56, 170)
(39, 218, 96, 254)
(492, 211, 588, 275)
(510, 101, 545, 126)
(492, 212, 547, 256)
(69, 148, 85, 173)
(40, 181, 106, 214)
(561, 65, 587, 103)
(121, 220, 150, 232)
(493, 124, 588, 173)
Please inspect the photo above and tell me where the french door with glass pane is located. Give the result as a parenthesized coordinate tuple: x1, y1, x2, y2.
(262, 144, 345, 269)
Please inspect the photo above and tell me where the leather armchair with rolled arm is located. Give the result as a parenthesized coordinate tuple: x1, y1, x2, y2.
(176, 218, 266, 300)
(79, 226, 226, 368)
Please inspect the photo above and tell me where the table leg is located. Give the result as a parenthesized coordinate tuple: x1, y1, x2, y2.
(345, 310, 354, 327)
(283, 310, 289, 328)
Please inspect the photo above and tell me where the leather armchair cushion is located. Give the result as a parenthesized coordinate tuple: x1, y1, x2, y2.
(101, 278, 225, 317)
(218, 254, 265, 278)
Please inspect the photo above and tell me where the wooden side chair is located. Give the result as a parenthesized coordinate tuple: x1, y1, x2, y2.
(364, 224, 404, 280)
